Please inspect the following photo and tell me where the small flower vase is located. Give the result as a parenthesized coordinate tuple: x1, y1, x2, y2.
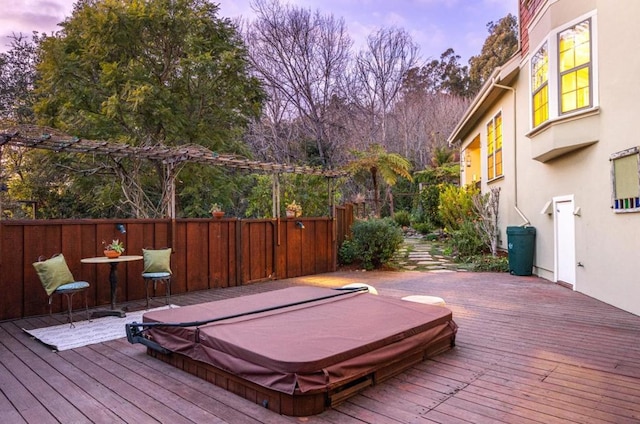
(286, 210, 295, 218)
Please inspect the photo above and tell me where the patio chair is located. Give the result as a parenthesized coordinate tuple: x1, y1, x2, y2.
(32, 253, 90, 328)
(141, 248, 172, 309)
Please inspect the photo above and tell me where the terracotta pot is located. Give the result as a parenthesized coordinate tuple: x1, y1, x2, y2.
(104, 250, 122, 258)
(212, 211, 225, 219)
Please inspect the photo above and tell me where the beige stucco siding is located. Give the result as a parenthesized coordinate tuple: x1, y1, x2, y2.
(454, 0, 640, 316)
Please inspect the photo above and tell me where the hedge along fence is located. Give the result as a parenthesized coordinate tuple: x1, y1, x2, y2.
(0, 208, 353, 320)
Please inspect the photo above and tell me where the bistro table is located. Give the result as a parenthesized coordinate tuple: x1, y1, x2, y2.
(81, 255, 143, 318)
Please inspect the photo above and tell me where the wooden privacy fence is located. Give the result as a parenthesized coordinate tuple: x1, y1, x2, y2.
(0, 205, 354, 321)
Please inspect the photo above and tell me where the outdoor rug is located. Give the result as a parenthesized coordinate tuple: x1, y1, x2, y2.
(23, 305, 178, 351)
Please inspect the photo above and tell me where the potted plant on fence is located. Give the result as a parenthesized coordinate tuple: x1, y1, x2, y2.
(103, 239, 125, 258)
(286, 200, 302, 218)
(210, 203, 225, 219)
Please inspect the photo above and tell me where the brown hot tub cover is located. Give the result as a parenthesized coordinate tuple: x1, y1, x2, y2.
(140, 286, 457, 398)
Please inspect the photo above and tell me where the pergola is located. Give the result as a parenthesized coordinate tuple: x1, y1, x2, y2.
(0, 125, 346, 219)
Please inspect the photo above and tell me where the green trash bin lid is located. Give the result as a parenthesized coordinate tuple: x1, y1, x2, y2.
(506, 226, 536, 235)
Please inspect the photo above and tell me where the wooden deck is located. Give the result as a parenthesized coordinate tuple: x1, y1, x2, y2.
(3, 270, 640, 423)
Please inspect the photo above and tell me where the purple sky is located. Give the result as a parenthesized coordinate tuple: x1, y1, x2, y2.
(1, 0, 517, 64)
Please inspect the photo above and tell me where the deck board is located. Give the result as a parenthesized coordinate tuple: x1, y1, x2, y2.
(2, 270, 640, 423)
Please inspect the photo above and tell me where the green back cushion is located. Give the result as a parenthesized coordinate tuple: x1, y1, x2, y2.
(143, 248, 172, 274)
(33, 254, 75, 296)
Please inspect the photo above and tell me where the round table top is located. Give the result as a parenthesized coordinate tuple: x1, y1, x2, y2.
(81, 255, 144, 264)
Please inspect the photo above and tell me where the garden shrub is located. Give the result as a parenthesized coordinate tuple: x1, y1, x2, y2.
(338, 239, 359, 265)
(393, 210, 411, 227)
(244, 174, 344, 218)
(438, 184, 478, 232)
(351, 218, 404, 270)
(412, 222, 434, 235)
(413, 183, 443, 227)
(467, 255, 509, 272)
(448, 219, 485, 258)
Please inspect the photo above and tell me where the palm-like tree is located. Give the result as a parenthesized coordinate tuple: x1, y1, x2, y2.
(345, 144, 413, 217)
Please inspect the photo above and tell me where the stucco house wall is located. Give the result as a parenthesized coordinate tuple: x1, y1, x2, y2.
(450, 0, 640, 316)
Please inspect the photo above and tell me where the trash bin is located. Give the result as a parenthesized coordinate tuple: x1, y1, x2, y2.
(506, 226, 536, 276)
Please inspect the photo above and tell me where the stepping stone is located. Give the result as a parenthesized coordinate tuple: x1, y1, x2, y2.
(401, 295, 446, 306)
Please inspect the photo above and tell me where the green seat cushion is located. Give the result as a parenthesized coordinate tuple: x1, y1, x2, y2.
(33, 254, 75, 296)
(142, 248, 172, 274)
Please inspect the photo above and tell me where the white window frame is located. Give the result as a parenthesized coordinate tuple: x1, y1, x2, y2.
(531, 41, 549, 128)
(610, 147, 640, 213)
(528, 11, 598, 130)
(486, 111, 503, 181)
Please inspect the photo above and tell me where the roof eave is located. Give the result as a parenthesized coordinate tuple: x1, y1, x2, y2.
(447, 53, 521, 146)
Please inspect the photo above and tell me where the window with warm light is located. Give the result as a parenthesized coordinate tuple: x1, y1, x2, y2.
(558, 19, 591, 114)
(486, 112, 503, 180)
(528, 14, 597, 132)
(531, 42, 549, 127)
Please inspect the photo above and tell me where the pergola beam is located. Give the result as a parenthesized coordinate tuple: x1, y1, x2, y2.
(0, 126, 345, 178)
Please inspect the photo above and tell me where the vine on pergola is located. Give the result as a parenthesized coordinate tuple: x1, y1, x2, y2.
(0, 125, 345, 219)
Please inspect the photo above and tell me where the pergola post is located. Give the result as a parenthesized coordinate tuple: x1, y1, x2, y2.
(272, 173, 280, 218)
(165, 162, 177, 249)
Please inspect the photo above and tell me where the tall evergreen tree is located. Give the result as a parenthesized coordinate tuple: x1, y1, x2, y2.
(0, 33, 42, 124)
(468, 13, 519, 94)
(33, 0, 264, 218)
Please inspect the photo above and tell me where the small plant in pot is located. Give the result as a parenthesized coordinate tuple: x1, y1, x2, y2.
(210, 203, 225, 219)
(286, 200, 302, 218)
(103, 239, 125, 258)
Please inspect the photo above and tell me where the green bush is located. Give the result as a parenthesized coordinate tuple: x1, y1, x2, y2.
(448, 219, 484, 258)
(467, 255, 509, 272)
(351, 218, 404, 270)
(338, 239, 359, 265)
(412, 222, 434, 235)
(244, 174, 344, 218)
(413, 183, 443, 227)
(393, 210, 411, 227)
(439, 184, 478, 232)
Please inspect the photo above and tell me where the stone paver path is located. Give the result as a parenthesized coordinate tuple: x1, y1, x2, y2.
(392, 235, 468, 272)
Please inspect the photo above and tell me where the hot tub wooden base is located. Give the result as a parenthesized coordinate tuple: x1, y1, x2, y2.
(147, 334, 455, 416)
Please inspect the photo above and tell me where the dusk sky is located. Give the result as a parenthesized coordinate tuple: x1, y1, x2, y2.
(2, 0, 518, 64)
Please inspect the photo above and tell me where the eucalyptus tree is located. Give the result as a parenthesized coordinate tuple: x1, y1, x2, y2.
(468, 13, 519, 94)
(245, 0, 351, 168)
(415, 48, 471, 97)
(34, 0, 264, 218)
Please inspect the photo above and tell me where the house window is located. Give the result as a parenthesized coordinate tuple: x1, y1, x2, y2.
(486, 112, 503, 180)
(529, 14, 597, 131)
(531, 42, 549, 127)
(611, 147, 640, 213)
(558, 19, 591, 114)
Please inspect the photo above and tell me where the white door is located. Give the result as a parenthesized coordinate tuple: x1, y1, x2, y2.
(555, 199, 576, 287)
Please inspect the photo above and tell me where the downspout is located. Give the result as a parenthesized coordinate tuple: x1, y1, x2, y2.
(493, 79, 530, 227)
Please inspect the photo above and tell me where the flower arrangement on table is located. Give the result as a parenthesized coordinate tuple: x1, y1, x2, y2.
(103, 239, 125, 258)
(285, 200, 302, 218)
